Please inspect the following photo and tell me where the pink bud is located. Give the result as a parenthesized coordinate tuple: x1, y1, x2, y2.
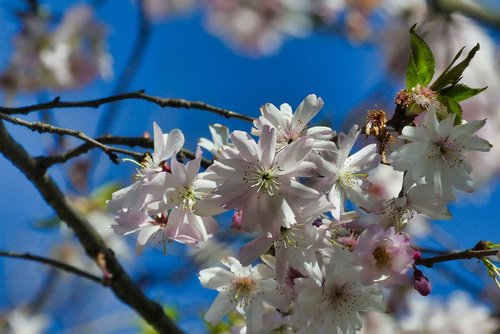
(412, 249, 422, 260)
(231, 210, 243, 230)
(161, 161, 171, 173)
(413, 268, 431, 296)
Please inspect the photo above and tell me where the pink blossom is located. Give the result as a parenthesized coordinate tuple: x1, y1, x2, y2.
(353, 224, 414, 287)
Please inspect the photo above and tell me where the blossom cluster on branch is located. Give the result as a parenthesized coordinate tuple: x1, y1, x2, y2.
(105, 29, 498, 332)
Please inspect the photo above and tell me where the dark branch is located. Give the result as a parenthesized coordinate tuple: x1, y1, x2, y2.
(34, 135, 213, 169)
(415, 248, 498, 268)
(0, 90, 255, 122)
(0, 113, 144, 164)
(0, 119, 183, 334)
(0, 250, 103, 284)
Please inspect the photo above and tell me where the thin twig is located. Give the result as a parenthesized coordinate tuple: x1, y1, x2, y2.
(415, 248, 498, 268)
(0, 90, 255, 122)
(0, 113, 144, 164)
(35, 135, 213, 169)
(0, 251, 103, 285)
(0, 119, 183, 334)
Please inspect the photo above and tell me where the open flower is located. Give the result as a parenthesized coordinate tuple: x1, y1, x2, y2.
(353, 224, 414, 287)
(199, 257, 287, 333)
(209, 125, 319, 237)
(391, 110, 492, 201)
(252, 94, 335, 152)
(293, 250, 384, 334)
(109, 123, 184, 240)
(314, 125, 382, 220)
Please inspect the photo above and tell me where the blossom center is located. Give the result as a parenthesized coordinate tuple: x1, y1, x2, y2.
(338, 169, 367, 189)
(177, 186, 197, 211)
(278, 226, 301, 249)
(372, 246, 391, 268)
(429, 140, 465, 167)
(230, 276, 257, 308)
(244, 164, 280, 196)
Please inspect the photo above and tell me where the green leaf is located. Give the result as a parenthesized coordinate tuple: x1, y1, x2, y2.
(431, 44, 480, 91)
(438, 95, 463, 125)
(406, 25, 435, 89)
(440, 84, 487, 102)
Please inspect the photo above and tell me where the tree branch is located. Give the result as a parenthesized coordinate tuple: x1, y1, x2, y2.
(0, 90, 255, 122)
(0, 113, 144, 164)
(34, 135, 213, 169)
(0, 250, 103, 285)
(415, 248, 498, 268)
(0, 119, 183, 334)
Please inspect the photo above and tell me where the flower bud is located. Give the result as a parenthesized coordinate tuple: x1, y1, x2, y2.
(231, 209, 243, 230)
(413, 268, 432, 296)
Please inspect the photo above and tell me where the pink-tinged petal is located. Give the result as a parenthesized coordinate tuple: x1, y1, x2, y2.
(275, 196, 297, 229)
(423, 110, 440, 137)
(204, 290, 234, 324)
(210, 159, 250, 180)
(201, 216, 218, 235)
(328, 184, 344, 221)
(280, 161, 317, 177)
(193, 196, 226, 217)
(400, 126, 430, 142)
(281, 178, 319, 198)
(220, 256, 246, 273)
(291, 94, 324, 135)
(274, 137, 313, 174)
(136, 224, 160, 255)
(166, 208, 185, 237)
(296, 284, 322, 310)
(152, 122, 164, 163)
(257, 103, 288, 131)
(344, 144, 379, 172)
(246, 298, 265, 334)
(239, 235, 273, 266)
(306, 126, 335, 140)
(199, 267, 233, 289)
(208, 123, 229, 146)
(162, 129, 184, 159)
(337, 125, 360, 165)
(461, 136, 492, 152)
(186, 212, 209, 240)
(274, 246, 288, 283)
(230, 130, 259, 162)
(186, 146, 202, 185)
(215, 181, 252, 208)
(451, 119, 485, 138)
(171, 156, 187, 185)
(437, 113, 455, 138)
(258, 125, 276, 168)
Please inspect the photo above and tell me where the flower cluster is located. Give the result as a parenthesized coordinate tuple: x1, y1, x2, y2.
(108, 81, 492, 331)
(0, 4, 112, 96)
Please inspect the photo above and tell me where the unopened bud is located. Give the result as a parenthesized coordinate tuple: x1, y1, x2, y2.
(413, 268, 431, 296)
(231, 210, 243, 230)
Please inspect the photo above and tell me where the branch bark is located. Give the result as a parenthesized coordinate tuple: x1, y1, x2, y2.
(415, 248, 498, 268)
(0, 119, 183, 334)
(0, 113, 144, 164)
(0, 90, 255, 122)
(34, 135, 213, 169)
(0, 250, 103, 285)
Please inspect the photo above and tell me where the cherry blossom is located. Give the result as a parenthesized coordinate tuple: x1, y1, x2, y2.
(391, 109, 492, 201)
(199, 257, 287, 333)
(209, 124, 319, 237)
